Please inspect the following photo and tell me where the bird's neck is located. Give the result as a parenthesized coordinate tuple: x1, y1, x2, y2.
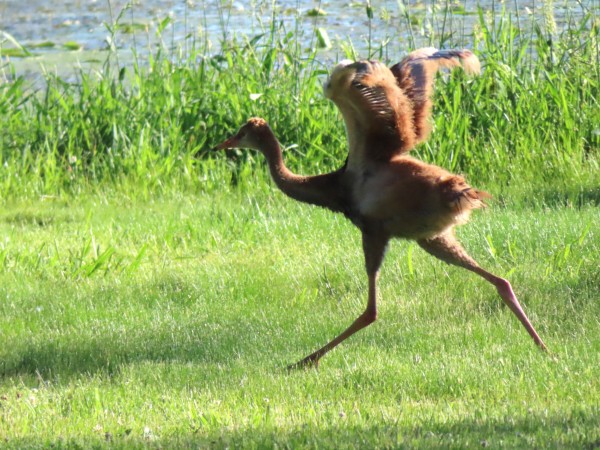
(341, 113, 371, 172)
(258, 132, 304, 197)
(332, 99, 375, 169)
(258, 129, 346, 212)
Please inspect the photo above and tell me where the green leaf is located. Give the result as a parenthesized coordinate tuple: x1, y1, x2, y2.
(157, 17, 172, 35)
(63, 41, 83, 51)
(0, 30, 32, 56)
(316, 28, 331, 49)
(306, 8, 327, 17)
(366, 0, 374, 19)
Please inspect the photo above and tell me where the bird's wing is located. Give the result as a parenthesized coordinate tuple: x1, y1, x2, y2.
(389, 48, 480, 148)
(324, 49, 480, 164)
(324, 60, 418, 163)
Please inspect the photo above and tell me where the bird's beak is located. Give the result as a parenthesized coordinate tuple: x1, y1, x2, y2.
(212, 136, 238, 151)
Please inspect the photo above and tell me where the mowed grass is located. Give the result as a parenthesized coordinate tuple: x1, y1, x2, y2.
(0, 187, 598, 448)
(1, 1, 599, 447)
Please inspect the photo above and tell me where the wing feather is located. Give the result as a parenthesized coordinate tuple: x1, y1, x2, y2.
(324, 48, 480, 165)
(390, 48, 480, 147)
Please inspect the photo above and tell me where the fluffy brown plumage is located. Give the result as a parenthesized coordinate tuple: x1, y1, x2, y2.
(214, 48, 547, 369)
(322, 49, 489, 239)
(391, 48, 480, 146)
(325, 48, 480, 161)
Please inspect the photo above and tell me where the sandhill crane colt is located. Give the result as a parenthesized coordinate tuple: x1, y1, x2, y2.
(214, 48, 547, 369)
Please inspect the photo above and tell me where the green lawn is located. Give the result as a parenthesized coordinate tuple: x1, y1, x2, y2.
(1, 2, 599, 446)
(1, 190, 598, 448)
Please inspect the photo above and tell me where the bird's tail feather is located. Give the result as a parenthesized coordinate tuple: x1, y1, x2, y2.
(439, 175, 491, 213)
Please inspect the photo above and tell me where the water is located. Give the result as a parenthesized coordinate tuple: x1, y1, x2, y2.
(0, 0, 597, 82)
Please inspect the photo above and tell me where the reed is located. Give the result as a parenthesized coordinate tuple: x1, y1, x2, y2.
(0, 1, 598, 203)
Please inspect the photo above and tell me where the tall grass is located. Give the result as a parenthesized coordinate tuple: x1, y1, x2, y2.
(0, 1, 598, 201)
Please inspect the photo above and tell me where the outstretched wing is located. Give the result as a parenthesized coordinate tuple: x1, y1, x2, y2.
(389, 48, 480, 147)
(324, 48, 480, 165)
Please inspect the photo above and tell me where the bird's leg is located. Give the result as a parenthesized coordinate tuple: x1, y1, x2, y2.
(417, 232, 547, 351)
(287, 233, 389, 370)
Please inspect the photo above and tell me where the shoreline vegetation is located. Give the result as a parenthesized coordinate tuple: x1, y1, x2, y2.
(0, 1, 598, 203)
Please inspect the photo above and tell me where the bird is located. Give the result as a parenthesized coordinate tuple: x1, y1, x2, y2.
(213, 48, 547, 370)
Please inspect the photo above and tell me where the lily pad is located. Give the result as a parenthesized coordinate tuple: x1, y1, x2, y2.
(31, 41, 56, 48)
(0, 48, 31, 57)
(306, 8, 327, 17)
(120, 23, 148, 34)
(63, 41, 83, 51)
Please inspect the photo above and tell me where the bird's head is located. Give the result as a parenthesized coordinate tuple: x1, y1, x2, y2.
(323, 59, 399, 124)
(213, 117, 273, 151)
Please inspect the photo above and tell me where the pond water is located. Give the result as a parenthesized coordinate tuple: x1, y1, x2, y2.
(0, 0, 597, 82)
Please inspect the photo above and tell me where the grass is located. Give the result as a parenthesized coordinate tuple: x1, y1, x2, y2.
(0, 0, 599, 448)
(0, 193, 599, 448)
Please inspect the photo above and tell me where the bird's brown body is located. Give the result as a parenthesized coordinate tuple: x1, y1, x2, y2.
(344, 155, 487, 240)
(215, 48, 546, 369)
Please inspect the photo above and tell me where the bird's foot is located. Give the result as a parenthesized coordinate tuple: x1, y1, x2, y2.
(286, 355, 320, 372)
(537, 340, 549, 353)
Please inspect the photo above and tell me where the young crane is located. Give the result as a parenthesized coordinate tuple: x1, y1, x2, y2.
(214, 48, 547, 370)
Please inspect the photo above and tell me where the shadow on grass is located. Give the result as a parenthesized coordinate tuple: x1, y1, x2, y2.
(1, 278, 270, 380)
(3, 408, 599, 449)
(1, 326, 248, 381)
